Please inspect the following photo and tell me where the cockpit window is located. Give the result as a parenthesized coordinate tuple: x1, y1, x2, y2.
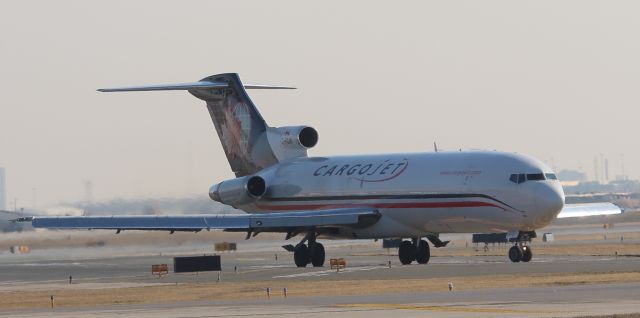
(518, 174, 526, 184)
(526, 173, 545, 181)
(509, 173, 528, 184)
(510, 172, 553, 183)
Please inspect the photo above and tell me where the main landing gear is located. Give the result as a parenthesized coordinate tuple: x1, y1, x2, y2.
(292, 232, 325, 267)
(398, 238, 430, 265)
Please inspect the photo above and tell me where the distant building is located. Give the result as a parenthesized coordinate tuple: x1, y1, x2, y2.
(564, 179, 640, 195)
(557, 169, 586, 187)
(557, 169, 586, 182)
(0, 167, 5, 211)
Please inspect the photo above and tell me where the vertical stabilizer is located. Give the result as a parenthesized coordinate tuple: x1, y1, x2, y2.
(188, 74, 278, 176)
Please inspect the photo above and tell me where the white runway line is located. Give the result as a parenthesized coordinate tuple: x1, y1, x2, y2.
(273, 265, 387, 278)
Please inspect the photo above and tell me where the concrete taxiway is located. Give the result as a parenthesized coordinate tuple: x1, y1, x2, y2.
(2, 249, 640, 286)
(2, 234, 640, 283)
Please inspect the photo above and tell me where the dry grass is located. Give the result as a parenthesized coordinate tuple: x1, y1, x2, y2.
(2, 271, 640, 311)
(569, 315, 640, 318)
(0, 230, 281, 250)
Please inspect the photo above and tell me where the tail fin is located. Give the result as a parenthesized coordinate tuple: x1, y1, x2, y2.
(99, 73, 295, 177)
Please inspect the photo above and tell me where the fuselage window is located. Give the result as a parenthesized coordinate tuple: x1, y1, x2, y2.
(545, 173, 557, 180)
(526, 173, 545, 181)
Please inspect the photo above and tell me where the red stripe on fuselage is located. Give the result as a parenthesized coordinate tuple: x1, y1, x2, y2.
(255, 201, 502, 211)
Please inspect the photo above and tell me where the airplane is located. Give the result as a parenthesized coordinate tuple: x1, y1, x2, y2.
(1, 210, 32, 232)
(17, 73, 621, 267)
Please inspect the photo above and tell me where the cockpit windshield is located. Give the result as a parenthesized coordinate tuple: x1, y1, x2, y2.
(526, 173, 545, 181)
(509, 172, 557, 184)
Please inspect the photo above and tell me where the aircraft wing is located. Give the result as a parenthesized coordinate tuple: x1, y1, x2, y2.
(16, 208, 380, 233)
(557, 202, 622, 218)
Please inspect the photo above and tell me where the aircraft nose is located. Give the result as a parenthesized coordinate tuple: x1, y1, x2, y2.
(534, 183, 565, 225)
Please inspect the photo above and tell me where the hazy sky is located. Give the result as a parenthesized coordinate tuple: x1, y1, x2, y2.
(1, 1, 639, 208)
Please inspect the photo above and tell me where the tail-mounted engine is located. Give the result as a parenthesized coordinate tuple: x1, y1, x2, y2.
(208, 125, 317, 207)
(209, 175, 267, 208)
(266, 126, 318, 161)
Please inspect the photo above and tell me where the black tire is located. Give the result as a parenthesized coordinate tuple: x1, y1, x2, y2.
(508, 245, 523, 263)
(398, 240, 416, 265)
(309, 242, 325, 267)
(416, 240, 430, 264)
(294, 244, 309, 267)
(521, 246, 532, 262)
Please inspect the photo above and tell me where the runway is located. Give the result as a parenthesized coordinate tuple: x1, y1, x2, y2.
(2, 241, 639, 285)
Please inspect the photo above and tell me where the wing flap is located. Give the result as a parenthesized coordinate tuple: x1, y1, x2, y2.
(28, 208, 379, 231)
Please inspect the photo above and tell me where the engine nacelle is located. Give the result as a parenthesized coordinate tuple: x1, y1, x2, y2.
(266, 125, 318, 161)
(209, 175, 267, 207)
(293, 126, 319, 148)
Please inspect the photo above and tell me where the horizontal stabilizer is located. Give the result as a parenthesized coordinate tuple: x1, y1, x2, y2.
(98, 81, 295, 92)
(243, 84, 296, 90)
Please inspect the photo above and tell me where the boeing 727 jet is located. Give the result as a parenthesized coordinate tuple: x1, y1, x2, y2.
(19, 73, 621, 267)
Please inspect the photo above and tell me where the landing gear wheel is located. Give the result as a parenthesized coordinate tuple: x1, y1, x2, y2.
(309, 242, 325, 267)
(416, 240, 430, 264)
(521, 246, 532, 262)
(508, 245, 523, 263)
(398, 240, 416, 265)
(294, 244, 309, 267)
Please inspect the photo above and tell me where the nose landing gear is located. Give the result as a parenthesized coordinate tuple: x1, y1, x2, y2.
(521, 245, 532, 262)
(508, 244, 533, 262)
(398, 238, 431, 265)
(507, 230, 535, 263)
(508, 245, 522, 262)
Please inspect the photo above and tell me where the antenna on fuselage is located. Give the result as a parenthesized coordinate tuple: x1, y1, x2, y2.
(434, 142, 439, 152)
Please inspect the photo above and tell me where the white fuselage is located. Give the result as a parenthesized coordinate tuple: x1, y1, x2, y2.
(233, 151, 565, 239)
